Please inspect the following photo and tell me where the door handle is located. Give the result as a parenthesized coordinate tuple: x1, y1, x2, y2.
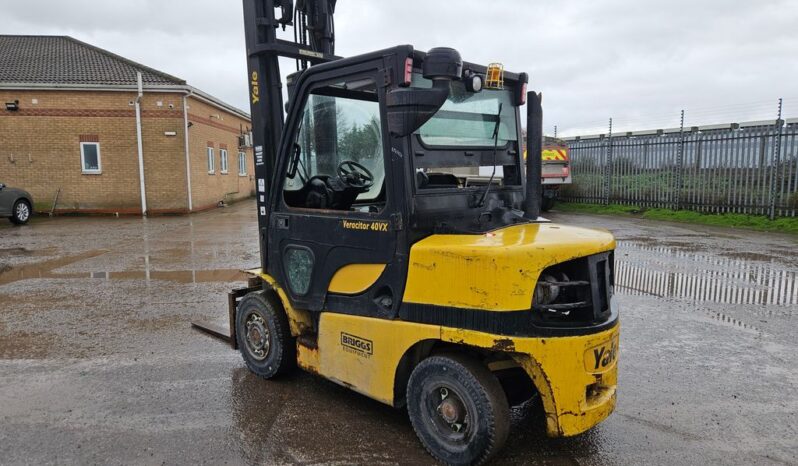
(274, 214, 289, 229)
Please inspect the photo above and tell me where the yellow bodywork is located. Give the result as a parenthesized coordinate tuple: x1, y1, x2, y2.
(442, 324, 618, 436)
(247, 222, 618, 438)
(404, 223, 614, 311)
(328, 263, 386, 294)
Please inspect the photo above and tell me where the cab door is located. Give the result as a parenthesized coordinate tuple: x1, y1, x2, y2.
(266, 65, 403, 318)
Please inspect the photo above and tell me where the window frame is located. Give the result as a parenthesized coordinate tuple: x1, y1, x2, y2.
(238, 151, 247, 176)
(220, 148, 229, 174)
(207, 146, 215, 174)
(80, 141, 102, 174)
(274, 68, 393, 219)
(280, 77, 387, 210)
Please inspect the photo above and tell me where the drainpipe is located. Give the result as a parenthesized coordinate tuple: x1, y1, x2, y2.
(135, 72, 147, 216)
(182, 90, 193, 212)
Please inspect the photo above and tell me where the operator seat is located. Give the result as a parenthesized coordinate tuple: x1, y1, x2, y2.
(416, 171, 429, 189)
(305, 177, 332, 209)
(427, 173, 460, 187)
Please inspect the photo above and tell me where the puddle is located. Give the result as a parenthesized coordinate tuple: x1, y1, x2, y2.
(0, 250, 109, 285)
(87, 269, 247, 283)
(717, 251, 778, 262)
(0, 247, 31, 255)
(0, 246, 59, 256)
(615, 241, 798, 308)
(0, 249, 247, 286)
(707, 311, 761, 332)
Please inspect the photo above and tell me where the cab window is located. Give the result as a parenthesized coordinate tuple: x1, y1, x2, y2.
(411, 73, 517, 147)
(283, 78, 385, 212)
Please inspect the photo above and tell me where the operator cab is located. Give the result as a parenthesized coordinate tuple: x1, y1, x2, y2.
(268, 45, 532, 313)
(279, 46, 529, 232)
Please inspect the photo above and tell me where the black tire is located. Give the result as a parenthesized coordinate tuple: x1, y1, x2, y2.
(406, 353, 510, 466)
(10, 199, 32, 225)
(235, 291, 296, 379)
(540, 196, 555, 212)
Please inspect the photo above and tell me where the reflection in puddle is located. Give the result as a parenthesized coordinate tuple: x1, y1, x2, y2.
(86, 269, 247, 283)
(0, 250, 246, 286)
(708, 311, 760, 332)
(615, 241, 797, 308)
(0, 250, 108, 285)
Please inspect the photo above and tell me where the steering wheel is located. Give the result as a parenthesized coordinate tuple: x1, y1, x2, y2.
(337, 160, 374, 189)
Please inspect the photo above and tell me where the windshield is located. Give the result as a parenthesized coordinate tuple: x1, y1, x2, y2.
(411, 73, 518, 147)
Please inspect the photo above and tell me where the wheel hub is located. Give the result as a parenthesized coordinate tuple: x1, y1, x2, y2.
(439, 398, 464, 424)
(244, 313, 270, 360)
(435, 387, 468, 433)
(16, 203, 29, 222)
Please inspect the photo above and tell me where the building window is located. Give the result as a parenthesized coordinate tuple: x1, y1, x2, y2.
(238, 152, 247, 176)
(80, 142, 101, 174)
(207, 147, 215, 174)
(220, 149, 228, 174)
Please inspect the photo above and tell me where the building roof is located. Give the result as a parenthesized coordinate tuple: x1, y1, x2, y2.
(0, 35, 185, 86)
(0, 35, 249, 119)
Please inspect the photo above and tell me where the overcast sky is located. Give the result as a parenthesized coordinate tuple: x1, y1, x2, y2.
(4, 0, 796, 135)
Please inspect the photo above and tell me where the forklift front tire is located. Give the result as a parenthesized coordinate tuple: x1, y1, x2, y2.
(407, 354, 510, 466)
(235, 291, 296, 379)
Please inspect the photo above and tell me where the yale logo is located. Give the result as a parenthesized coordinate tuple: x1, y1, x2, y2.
(341, 332, 373, 357)
(250, 71, 260, 104)
(341, 219, 389, 232)
(585, 336, 618, 373)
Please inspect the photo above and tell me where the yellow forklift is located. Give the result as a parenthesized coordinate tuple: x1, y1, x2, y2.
(195, 1, 619, 464)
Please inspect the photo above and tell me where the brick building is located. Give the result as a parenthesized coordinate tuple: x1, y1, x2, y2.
(0, 35, 254, 215)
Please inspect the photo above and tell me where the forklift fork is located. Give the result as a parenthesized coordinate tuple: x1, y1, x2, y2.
(191, 276, 262, 349)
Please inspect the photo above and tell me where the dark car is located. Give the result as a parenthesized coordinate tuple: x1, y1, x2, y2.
(0, 183, 33, 225)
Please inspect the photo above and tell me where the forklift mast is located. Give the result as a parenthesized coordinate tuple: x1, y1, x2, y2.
(242, 0, 339, 268)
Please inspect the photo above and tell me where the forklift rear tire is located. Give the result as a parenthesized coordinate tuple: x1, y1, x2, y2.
(235, 291, 296, 379)
(406, 353, 510, 466)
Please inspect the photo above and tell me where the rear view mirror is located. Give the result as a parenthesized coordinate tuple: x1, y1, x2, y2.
(386, 47, 462, 137)
(386, 82, 449, 137)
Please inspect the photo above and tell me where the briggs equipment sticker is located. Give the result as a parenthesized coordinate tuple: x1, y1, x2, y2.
(341, 332, 373, 358)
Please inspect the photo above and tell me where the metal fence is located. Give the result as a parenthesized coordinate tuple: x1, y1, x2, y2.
(560, 117, 798, 218)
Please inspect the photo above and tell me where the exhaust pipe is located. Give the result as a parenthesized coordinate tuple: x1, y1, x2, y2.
(524, 91, 542, 220)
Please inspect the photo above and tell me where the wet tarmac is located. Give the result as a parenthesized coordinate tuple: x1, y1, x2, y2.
(1, 200, 796, 465)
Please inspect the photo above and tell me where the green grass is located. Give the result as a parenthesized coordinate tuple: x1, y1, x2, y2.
(555, 202, 798, 234)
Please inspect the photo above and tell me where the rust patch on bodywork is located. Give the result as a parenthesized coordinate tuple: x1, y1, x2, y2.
(297, 340, 320, 375)
(492, 338, 516, 352)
